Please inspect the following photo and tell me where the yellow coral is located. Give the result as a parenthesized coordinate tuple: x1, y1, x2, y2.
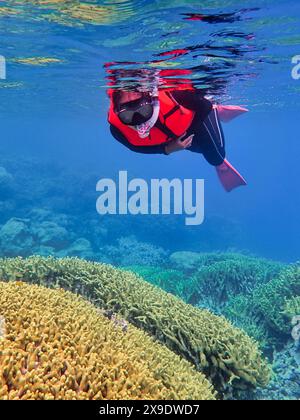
(0, 281, 215, 401)
(0, 257, 271, 394)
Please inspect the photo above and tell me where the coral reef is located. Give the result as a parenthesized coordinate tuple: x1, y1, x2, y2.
(222, 264, 300, 354)
(0, 218, 34, 257)
(31, 221, 70, 250)
(0, 281, 215, 400)
(253, 264, 300, 335)
(58, 238, 95, 260)
(168, 252, 284, 314)
(283, 297, 300, 321)
(0, 158, 248, 263)
(0, 218, 72, 258)
(0, 256, 270, 395)
(122, 266, 200, 305)
(194, 256, 283, 310)
(125, 253, 283, 310)
(252, 343, 300, 400)
(0, 167, 14, 196)
(223, 295, 271, 351)
(103, 236, 169, 267)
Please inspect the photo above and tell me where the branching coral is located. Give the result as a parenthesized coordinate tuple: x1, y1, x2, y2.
(104, 236, 168, 267)
(122, 266, 200, 304)
(283, 297, 300, 320)
(125, 254, 283, 309)
(0, 281, 215, 401)
(223, 295, 271, 351)
(195, 257, 283, 309)
(0, 256, 270, 394)
(170, 252, 283, 307)
(253, 264, 300, 335)
(222, 264, 300, 353)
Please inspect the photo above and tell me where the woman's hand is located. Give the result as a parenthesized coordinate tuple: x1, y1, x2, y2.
(165, 133, 194, 155)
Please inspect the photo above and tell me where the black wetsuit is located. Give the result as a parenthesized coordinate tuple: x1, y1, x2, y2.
(110, 90, 225, 166)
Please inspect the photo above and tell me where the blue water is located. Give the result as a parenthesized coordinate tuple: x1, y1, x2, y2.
(0, 0, 300, 263)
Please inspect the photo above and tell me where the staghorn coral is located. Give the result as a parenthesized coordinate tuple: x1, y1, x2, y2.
(104, 236, 169, 267)
(194, 257, 284, 311)
(0, 281, 215, 401)
(253, 264, 300, 335)
(223, 295, 271, 352)
(283, 297, 300, 321)
(251, 342, 300, 401)
(0, 256, 270, 394)
(123, 266, 200, 305)
(222, 264, 300, 353)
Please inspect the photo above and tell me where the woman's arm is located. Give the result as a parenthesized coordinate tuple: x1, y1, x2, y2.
(110, 125, 167, 155)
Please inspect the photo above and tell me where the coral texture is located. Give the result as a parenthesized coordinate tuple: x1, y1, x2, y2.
(284, 297, 300, 321)
(104, 236, 169, 267)
(0, 256, 270, 394)
(0, 281, 215, 401)
(252, 343, 300, 401)
(254, 264, 300, 335)
(122, 266, 199, 304)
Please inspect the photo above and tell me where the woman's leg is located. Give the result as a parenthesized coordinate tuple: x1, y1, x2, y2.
(189, 108, 226, 166)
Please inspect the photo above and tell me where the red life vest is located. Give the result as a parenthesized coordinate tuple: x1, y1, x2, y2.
(108, 90, 195, 147)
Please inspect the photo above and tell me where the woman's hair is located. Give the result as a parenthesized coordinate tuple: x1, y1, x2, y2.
(112, 90, 144, 110)
(112, 90, 125, 108)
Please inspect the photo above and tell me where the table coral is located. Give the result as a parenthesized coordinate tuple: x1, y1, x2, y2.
(0, 256, 271, 395)
(0, 281, 215, 401)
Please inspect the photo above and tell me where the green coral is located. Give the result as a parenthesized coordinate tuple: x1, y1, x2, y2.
(253, 264, 300, 335)
(171, 252, 283, 275)
(123, 266, 200, 304)
(0, 256, 270, 394)
(170, 252, 283, 313)
(223, 264, 300, 352)
(126, 254, 283, 310)
(283, 297, 300, 320)
(224, 295, 271, 351)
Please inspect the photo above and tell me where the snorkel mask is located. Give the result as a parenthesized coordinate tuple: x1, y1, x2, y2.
(117, 90, 160, 139)
(135, 98, 160, 138)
